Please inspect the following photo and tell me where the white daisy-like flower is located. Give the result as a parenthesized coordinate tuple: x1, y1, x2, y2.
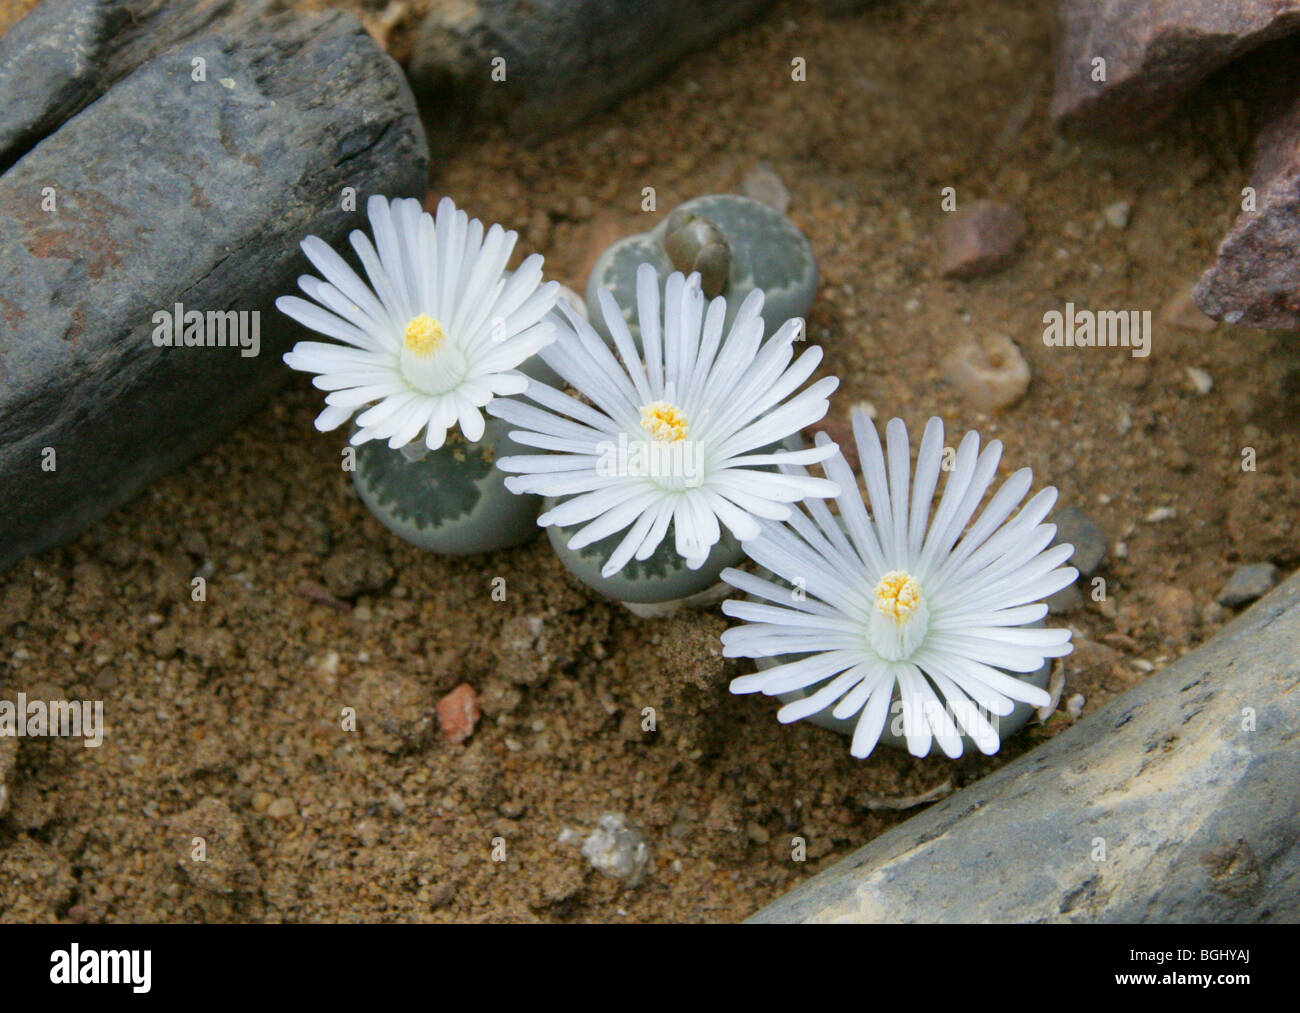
(277, 195, 559, 450)
(722, 412, 1077, 759)
(488, 264, 842, 577)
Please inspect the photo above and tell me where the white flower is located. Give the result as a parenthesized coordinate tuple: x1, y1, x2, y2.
(277, 195, 559, 451)
(489, 264, 841, 577)
(722, 412, 1077, 759)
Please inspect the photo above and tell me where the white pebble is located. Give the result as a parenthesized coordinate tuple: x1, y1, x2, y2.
(944, 334, 1031, 412)
(1066, 694, 1085, 719)
(1145, 506, 1177, 523)
(1186, 366, 1213, 394)
(1103, 200, 1132, 229)
(581, 813, 653, 886)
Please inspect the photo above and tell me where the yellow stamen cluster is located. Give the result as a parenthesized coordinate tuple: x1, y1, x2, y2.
(403, 314, 446, 358)
(640, 401, 690, 443)
(874, 571, 923, 624)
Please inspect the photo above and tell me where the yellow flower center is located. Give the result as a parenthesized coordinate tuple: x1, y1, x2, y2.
(874, 571, 923, 625)
(640, 401, 690, 443)
(403, 314, 446, 358)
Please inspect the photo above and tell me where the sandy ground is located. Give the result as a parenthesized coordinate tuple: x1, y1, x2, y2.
(2, 0, 1297, 922)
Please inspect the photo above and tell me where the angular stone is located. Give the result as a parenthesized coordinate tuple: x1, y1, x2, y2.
(437, 682, 481, 745)
(1194, 92, 1300, 329)
(939, 200, 1026, 279)
(409, 0, 776, 137)
(1218, 562, 1279, 607)
(751, 571, 1300, 923)
(1051, 0, 1300, 137)
(0, 1, 428, 574)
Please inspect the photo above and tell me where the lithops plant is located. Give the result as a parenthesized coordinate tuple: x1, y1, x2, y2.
(490, 263, 840, 615)
(721, 413, 1076, 759)
(586, 194, 818, 344)
(351, 418, 541, 554)
(277, 194, 561, 554)
(542, 496, 746, 616)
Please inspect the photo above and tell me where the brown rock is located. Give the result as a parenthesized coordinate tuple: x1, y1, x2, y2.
(1194, 91, 1300, 330)
(939, 200, 1027, 279)
(1051, 0, 1300, 136)
(437, 683, 481, 745)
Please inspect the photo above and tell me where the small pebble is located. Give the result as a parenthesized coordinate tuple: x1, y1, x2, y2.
(1217, 563, 1278, 607)
(1145, 506, 1177, 523)
(1102, 200, 1132, 229)
(581, 812, 653, 887)
(1186, 366, 1213, 394)
(436, 683, 481, 745)
(1066, 694, 1085, 719)
(943, 333, 1031, 412)
(1201, 601, 1226, 625)
(939, 199, 1027, 279)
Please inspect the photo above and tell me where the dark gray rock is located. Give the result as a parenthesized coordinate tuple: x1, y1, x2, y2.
(0, 0, 237, 171)
(1194, 92, 1300, 330)
(1218, 563, 1279, 607)
(750, 570, 1300, 923)
(1051, 0, 1300, 137)
(0, 1, 428, 574)
(409, 0, 776, 138)
(1052, 505, 1108, 578)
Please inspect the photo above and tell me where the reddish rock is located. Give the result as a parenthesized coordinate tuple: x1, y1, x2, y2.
(939, 200, 1027, 279)
(437, 683, 481, 745)
(1051, 0, 1300, 136)
(1194, 93, 1300, 329)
